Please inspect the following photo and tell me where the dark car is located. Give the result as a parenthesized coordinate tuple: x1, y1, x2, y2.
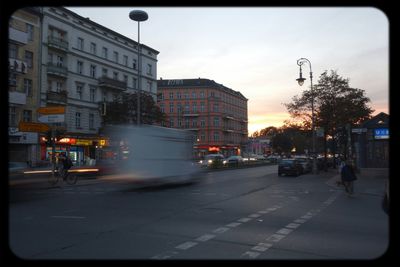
(295, 157, 312, 173)
(278, 159, 303, 177)
(223, 155, 244, 167)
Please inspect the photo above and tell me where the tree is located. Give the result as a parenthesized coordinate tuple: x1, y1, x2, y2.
(102, 91, 167, 125)
(285, 70, 374, 160)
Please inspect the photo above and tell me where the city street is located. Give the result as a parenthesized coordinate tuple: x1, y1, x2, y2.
(8, 165, 388, 260)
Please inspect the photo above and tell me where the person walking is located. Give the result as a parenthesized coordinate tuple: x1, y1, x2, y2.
(341, 160, 357, 196)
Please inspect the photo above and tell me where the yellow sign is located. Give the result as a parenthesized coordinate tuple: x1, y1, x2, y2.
(18, 122, 50, 133)
(37, 106, 65, 115)
(75, 139, 92, 146)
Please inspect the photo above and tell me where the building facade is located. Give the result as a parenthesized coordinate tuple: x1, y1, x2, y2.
(157, 78, 248, 158)
(8, 7, 42, 166)
(39, 7, 159, 165)
(353, 112, 389, 168)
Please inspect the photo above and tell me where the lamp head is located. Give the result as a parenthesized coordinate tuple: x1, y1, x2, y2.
(296, 77, 306, 86)
(129, 10, 148, 22)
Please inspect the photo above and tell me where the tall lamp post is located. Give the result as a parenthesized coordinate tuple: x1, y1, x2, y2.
(129, 10, 148, 125)
(296, 58, 317, 174)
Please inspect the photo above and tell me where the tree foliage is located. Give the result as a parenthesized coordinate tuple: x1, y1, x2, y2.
(102, 91, 167, 125)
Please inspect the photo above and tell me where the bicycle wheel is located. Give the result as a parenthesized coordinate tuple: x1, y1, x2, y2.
(48, 171, 59, 186)
(65, 171, 78, 185)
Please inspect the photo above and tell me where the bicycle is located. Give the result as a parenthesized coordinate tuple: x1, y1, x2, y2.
(48, 167, 77, 186)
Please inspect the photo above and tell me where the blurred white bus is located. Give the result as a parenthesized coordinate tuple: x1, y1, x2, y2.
(96, 124, 203, 185)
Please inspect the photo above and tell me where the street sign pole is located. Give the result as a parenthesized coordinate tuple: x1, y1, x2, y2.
(51, 126, 56, 177)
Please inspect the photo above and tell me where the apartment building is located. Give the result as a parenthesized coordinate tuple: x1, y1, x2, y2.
(39, 7, 159, 164)
(157, 78, 248, 158)
(8, 7, 42, 165)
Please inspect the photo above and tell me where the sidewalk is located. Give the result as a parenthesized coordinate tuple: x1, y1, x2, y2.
(326, 168, 389, 197)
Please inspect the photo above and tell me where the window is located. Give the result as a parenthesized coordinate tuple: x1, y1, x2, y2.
(147, 81, 152, 93)
(9, 107, 17, 127)
(160, 103, 165, 113)
(192, 118, 197, 128)
(56, 55, 63, 67)
(9, 44, 18, 59)
(213, 132, 220, 141)
(132, 78, 137, 89)
(185, 118, 190, 128)
(177, 92, 181, 99)
(147, 64, 152, 75)
(25, 51, 33, 68)
(169, 92, 174, 100)
(90, 65, 96, 78)
(113, 72, 118, 80)
(177, 103, 182, 113)
(200, 118, 205, 128)
(113, 51, 118, 63)
(192, 102, 197, 113)
(123, 55, 128, 66)
(200, 102, 205, 112)
(90, 42, 96, 55)
(185, 102, 190, 113)
(200, 91, 205, 98)
(169, 119, 174, 128)
(24, 79, 32, 96)
(214, 117, 220, 127)
(184, 92, 189, 99)
(23, 110, 32, 122)
(26, 23, 34, 41)
(76, 84, 83, 100)
(102, 47, 108, 59)
(102, 68, 108, 77)
(133, 59, 137, 70)
(192, 91, 196, 99)
(75, 112, 81, 128)
(77, 61, 83, 74)
(200, 132, 205, 141)
(56, 81, 63, 92)
(213, 103, 219, 112)
(9, 73, 17, 87)
(89, 113, 94, 129)
(169, 103, 174, 113)
(90, 86, 96, 102)
(77, 37, 84, 50)
(123, 75, 128, 84)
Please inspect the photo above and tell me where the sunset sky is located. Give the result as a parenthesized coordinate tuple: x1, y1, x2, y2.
(67, 7, 389, 135)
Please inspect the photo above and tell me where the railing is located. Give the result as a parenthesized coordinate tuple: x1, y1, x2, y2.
(48, 36, 69, 51)
(47, 63, 68, 77)
(46, 90, 68, 104)
(98, 76, 127, 91)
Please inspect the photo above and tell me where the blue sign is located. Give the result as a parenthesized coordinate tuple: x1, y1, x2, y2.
(374, 128, 389, 139)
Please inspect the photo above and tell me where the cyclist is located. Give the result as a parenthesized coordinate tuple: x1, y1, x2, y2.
(340, 160, 357, 196)
(58, 152, 73, 180)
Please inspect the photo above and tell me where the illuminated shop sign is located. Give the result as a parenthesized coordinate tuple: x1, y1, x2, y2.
(374, 128, 389, 139)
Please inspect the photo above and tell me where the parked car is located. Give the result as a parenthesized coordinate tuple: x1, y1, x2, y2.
(223, 155, 244, 167)
(278, 159, 303, 177)
(199, 154, 225, 168)
(295, 157, 312, 173)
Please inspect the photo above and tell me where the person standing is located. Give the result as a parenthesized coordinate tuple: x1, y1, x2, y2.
(341, 160, 357, 196)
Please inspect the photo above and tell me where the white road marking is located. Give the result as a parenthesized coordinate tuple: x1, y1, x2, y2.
(196, 234, 216, 242)
(252, 243, 273, 252)
(226, 222, 242, 228)
(249, 213, 261, 218)
(175, 241, 198, 250)
(213, 227, 230, 234)
(285, 223, 301, 229)
(266, 234, 286, 242)
(276, 228, 293, 235)
(241, 251, 260, 259)
(51, 216, 85, 219)
(238, 217, 252, 223)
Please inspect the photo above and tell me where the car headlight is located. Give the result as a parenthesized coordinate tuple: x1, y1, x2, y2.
(208, 159, 213, 164)
(199, 160, 203, 164)
(223, 160, 227, 164)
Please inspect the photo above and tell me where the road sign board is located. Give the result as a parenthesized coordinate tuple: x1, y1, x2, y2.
(18, 121, 50, 133)
(352, 128, 367, 134)
(37, 106, 65, 114)
(38, 114, 65, 123)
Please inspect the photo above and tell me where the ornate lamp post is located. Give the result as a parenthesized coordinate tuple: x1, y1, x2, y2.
(296, 57, 317, 174)
(129, 10, 148, 125)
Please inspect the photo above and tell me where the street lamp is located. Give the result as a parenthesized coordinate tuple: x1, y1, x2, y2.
(296, 57, 317, 174)
(129, 10, 148, 125)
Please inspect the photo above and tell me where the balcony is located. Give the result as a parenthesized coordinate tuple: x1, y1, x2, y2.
(9, 58, 28, 74)
(48, 36, 69, 52)
(9, 28, 28, 44)
(46, 90, 68, 104)
(183, 111, 199, 117)
(9, 91, 26, 105)
(47, 63, 68, 78)
(98, 76, 127, 91)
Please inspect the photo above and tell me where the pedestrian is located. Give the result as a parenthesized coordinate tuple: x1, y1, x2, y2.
(340, 160, 357, 196)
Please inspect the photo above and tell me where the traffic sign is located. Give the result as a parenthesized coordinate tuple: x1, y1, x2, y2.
(37, 106, 65, 115)
(38, 114, 65, 123)
(18, 121, 50, 133)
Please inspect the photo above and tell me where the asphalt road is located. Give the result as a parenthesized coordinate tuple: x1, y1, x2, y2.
(8, 165, 389, 261)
